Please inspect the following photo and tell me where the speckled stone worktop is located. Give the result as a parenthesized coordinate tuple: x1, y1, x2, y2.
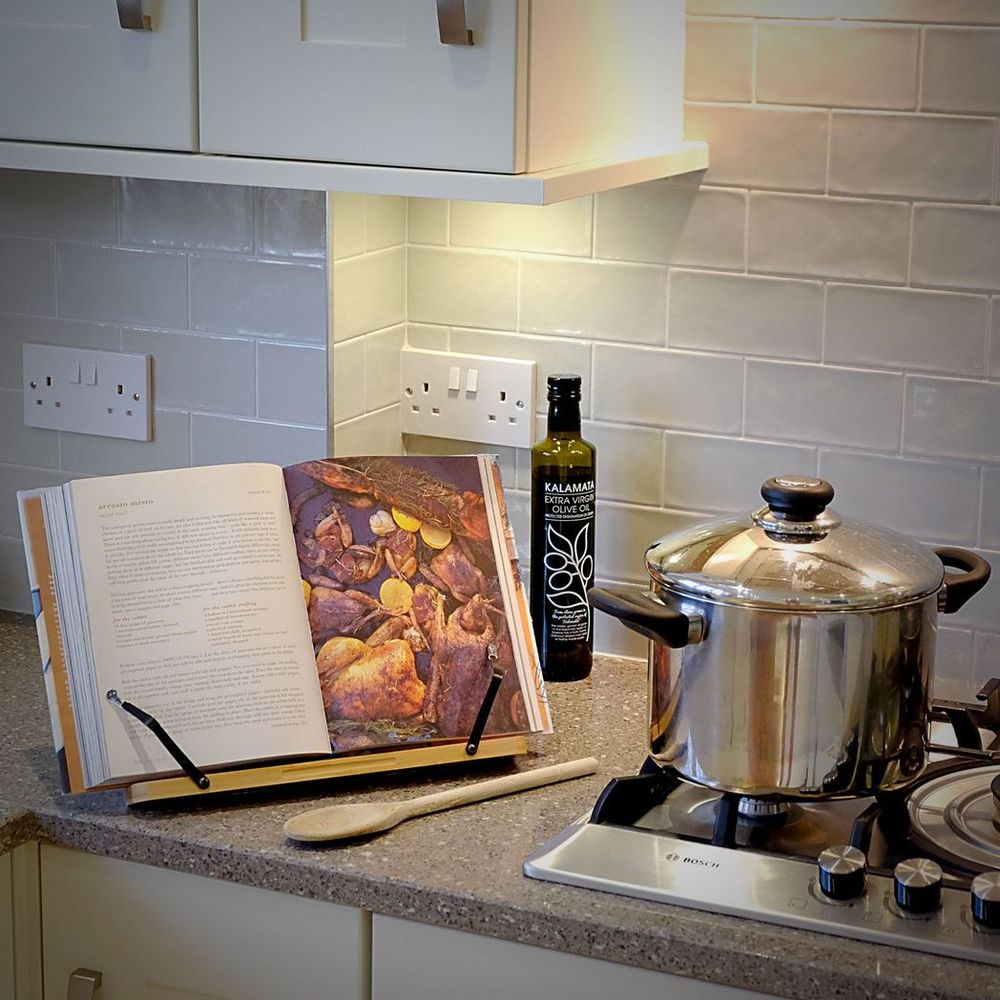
(1, 609, 997, 1000)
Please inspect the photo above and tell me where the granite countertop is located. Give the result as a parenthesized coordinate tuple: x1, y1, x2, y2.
(1, 609, 996, 1000)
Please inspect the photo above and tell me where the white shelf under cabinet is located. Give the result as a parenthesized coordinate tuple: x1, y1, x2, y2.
(0, 140, 708, 205)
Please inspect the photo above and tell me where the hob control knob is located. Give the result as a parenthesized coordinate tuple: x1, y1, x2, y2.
(970, 871, 1000, 930)
(817, 845, 866, 900)
(893, 858, 942, 914)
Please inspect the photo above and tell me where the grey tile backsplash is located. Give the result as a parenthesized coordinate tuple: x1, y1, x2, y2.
(0, 170, 328, 612)
(4, 3, 1000, 704)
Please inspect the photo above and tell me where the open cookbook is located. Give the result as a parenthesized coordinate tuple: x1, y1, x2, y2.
(19, 455, 550, 802)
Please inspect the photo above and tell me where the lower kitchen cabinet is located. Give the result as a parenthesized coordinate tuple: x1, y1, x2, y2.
(1, 852, 14, 1000)
(39, 845, 369, 1000)
(371, 914, 775, 1000)
(2, 844, 42, 1000)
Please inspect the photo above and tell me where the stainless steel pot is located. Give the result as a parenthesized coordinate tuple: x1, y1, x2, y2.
(590, 476, 991, 800)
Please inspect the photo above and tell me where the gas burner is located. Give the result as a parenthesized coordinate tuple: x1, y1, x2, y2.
(737, 797, 791, 821)
(908, 766, 1000, 873)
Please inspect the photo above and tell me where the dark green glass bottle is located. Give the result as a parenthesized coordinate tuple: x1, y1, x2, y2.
(530, 375, 596, 682)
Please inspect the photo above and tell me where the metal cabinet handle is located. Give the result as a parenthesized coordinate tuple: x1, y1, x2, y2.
(116, 0, 151, 30)
(437, 0, 474, 45)
(67, 968, 102, 1000)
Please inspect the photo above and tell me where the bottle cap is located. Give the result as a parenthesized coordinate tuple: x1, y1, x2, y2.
(547, 374, 582, 401)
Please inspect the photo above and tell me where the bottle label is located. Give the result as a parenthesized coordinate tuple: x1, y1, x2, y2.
(540, 478, 595, 642)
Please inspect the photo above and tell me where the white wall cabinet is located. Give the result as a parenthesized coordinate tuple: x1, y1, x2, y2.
(0, 0, 704, 203)
(371, 914, 777, 1000)
(198, 0, 684, 174)
(39, 845, 369, 1000)
(0, 1, 197, 151)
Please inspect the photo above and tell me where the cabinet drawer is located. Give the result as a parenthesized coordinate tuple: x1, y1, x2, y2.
(199, 0, 524, 172)
(41, 845, 369, 1000)
(0, 0, 197, 150)
(372, 915, 776, 1000)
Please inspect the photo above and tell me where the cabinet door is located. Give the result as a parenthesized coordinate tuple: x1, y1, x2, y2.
(0, 0, 197, 150)
(1, 853, 13, 1000)
(199, 0, 525, 172)
(41, 846, 369, 1000)
(372, 915, 777, 1000)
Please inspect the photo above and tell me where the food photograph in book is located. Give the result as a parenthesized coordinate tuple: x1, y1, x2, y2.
(285, 456, 531, 754)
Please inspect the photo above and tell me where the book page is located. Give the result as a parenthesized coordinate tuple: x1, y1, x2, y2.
(285, 456, 549, 756)
(69, 464, 328, 782)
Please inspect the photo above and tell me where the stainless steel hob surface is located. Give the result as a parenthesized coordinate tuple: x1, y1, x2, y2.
(526, 686, 1000, 970)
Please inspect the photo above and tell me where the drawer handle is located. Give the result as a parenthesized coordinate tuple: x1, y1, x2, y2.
(437, 0, 473, 45)
(116, 0, 151, 30)
(67, 968, 102, 1000)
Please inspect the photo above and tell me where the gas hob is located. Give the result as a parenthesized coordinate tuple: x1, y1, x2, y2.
(525, 683, 1000, 967)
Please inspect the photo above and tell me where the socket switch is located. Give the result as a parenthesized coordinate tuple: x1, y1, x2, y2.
(23, 343, 152, 441)
(400, 347, 536, 449)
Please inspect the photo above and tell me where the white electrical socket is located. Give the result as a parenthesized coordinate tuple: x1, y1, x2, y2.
(23, 343, 152, 441)
(400, 347, 536, 449)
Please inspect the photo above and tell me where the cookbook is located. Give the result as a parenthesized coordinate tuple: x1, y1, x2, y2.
(18, 455, 550, 800)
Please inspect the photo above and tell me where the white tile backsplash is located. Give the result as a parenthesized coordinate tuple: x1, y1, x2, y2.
(119, 179, 255, 253)
(0, 170, 114, 242)
(817, 449, 981, 545)
(0, 172, 328, 613)
(190, 414, 326, 468)
(0, 236, 54, 315)
(824, 284, 989, 376)
(596, 183, 747, 269)
(592, 346, 744, 432)
(257, 189, 326, 260)
(684, 20, 754, 102)
(669, 270, 823, 359)
(190, 253, 326, 341)
(521, 258, 667, 345)
(0, 315, 118, 390)
(120, 327, 257, 416)
(749, 193, 911, 282)
(332, 245, 406, 343)
(0, 389, 58, 468)
(911, 205, 1000, 291)
(829, 113, 995, 202)
(324, 5, 1000, 677)
(60, 408, 191, 476)
(451, 199, 593, 256)
(745, 361, 904, 450)
(756, 24, 919, 109)
(5, 3, 1000, 686)
(684, 104, 828, 193)
(57, 243, 188, 327)
(904, 376, 1000, 461)
(921, 28, 1000, 113)
(663, 433, 817, 512)
(407, 247, 517, 330)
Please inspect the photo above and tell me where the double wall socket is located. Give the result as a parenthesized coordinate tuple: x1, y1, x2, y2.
(400, 347, 536, 449)
(23, 343, 152, 441)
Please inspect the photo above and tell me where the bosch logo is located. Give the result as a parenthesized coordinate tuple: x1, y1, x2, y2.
(663, 852, 720, 870)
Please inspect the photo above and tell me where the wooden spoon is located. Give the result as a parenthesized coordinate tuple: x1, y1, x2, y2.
(283, 756, 599, 843)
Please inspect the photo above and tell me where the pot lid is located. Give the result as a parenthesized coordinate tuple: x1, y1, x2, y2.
(645, 476, 945, 610)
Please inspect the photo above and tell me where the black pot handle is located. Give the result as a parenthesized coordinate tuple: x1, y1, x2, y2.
(935, 547, 991, 614)
(588, 587, 694, 648)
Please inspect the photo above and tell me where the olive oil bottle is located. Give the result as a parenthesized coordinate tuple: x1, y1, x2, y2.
(530, 374, 596, 682)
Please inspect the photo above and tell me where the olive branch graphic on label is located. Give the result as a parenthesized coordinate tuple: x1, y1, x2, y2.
(543, 522, 593, 639)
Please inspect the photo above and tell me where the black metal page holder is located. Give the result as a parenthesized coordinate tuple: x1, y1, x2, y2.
(106, 689, 210, 790)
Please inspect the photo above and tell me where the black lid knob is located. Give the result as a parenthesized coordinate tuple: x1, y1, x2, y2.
(971, 871, 1000, 930)
(761, 476, 835, 522)
(817, 845, 866, 901)
(893, 858, 942, 914)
